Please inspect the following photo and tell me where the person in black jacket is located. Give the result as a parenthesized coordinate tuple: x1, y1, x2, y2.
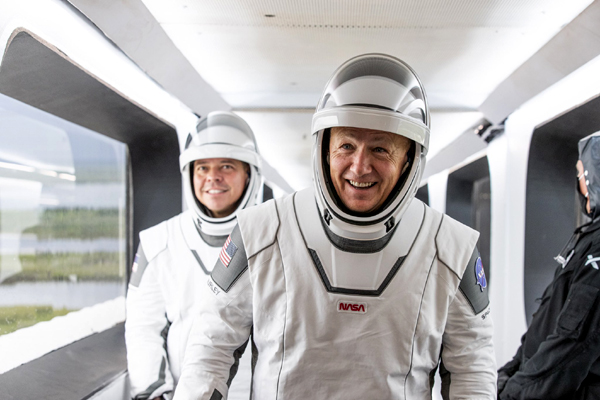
(497, 131, 600, 400)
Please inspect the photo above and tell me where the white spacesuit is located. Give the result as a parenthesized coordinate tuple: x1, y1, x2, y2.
(175, 54, 496, 400)
(125, 111, 263, 400)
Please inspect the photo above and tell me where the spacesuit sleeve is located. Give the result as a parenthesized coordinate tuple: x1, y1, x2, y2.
(125, 243, 174, 400)
(174, 225, 253, 400)
(499, 258, 600, 400)
(441, 248, 497, 399)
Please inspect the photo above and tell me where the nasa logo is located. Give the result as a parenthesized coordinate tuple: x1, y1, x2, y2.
(475, 257, 487, 291)
(337, 301, 367, 314)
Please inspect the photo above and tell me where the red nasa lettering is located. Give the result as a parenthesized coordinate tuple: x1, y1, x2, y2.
(337, 301, 367, 314)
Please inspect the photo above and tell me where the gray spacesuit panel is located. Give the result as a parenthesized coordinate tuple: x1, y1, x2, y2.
(211, 225, 248, 293)
(130, 244, 149, 288)
(294, 189, 425, 293)
(458, 247, 490, 315)
(307, 247, 406, 296)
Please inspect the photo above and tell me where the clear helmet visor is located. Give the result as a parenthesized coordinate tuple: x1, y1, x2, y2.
(180, 111, 261, 171)
(180, 111, 263, 236)
(311, 54, 430, 240)
(313, 53, 430, 152)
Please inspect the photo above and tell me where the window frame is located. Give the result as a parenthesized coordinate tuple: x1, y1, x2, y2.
(0, 28, 182, 397)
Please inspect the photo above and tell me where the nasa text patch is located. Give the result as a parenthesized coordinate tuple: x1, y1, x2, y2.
(337, 300, 368, 314)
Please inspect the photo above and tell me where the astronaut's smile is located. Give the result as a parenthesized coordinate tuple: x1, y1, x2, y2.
(348, 180, 376, 189)
(205, 188, 229, 195)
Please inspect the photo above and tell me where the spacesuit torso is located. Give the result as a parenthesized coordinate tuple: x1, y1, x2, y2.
(175, 188, 496, 400)
(126, 210, 247, 399)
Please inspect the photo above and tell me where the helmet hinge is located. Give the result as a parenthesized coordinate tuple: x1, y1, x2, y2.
(324, 209, 333, 225)
(385, 217, 395, 233)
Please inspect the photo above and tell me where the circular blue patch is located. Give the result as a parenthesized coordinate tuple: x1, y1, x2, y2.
(475, 257, 487, 291)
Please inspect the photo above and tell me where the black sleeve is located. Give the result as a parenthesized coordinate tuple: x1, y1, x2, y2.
(211, 224, 249, 293)
(497, 337, 524, 396)
(499, 262, 600, 400)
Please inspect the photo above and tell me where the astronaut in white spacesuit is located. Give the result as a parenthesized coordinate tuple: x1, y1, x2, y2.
(174, 54, 497, 400)
(125, 111, 264, 400)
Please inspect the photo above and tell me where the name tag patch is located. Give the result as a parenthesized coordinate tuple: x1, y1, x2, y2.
(337, 301, 367, 314)
(207, 277, 221, 296)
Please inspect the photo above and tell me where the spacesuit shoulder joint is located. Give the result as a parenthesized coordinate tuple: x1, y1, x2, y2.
(435, 214, 479, 278)
(237, 198, 281, 258)
(139, 219, 170, 262)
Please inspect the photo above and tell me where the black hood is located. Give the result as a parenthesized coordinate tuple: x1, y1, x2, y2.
(578, 132, 600, 220)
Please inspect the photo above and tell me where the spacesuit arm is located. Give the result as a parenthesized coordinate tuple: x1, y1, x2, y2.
(125, 244, 174, 400)
(174, 225, 253, 400)
(499, 262, 600, 400)
(441, 248, 497, 399)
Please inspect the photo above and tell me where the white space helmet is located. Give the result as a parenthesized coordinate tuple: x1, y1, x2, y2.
(180, 111, 262, 237)
(311, 53, 430, 241)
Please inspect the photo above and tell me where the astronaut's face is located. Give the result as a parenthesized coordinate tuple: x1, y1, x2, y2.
(577, 159, 591, 214)
(329, 127, 411, 214)
(193, 158, 249, 218)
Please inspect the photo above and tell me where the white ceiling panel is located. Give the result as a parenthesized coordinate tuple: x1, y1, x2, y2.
(236, 110, 314, 191)
(141, 0, 593, 110)
(159, 24, 551, 109)
(144, 0, 587, 28)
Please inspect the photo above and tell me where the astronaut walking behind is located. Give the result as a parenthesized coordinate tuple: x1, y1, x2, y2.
(125, 111, 264, 400)
(175, 54, 497, 400)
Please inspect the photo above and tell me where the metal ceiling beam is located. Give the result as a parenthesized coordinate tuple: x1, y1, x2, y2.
(67, 0, 230, 117)
(421, 123, 488, 183)
(479, 0, 600, 124)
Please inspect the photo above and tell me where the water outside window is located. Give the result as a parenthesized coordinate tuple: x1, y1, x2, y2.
(0, 93, 127, 337)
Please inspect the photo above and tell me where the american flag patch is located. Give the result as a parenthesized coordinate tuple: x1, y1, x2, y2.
(219, 236, 238, 267)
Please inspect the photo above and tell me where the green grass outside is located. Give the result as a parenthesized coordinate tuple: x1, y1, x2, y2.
(0, 305, 73, 336)
(1, 252, 124, 284)
(21, 208, 122, 239)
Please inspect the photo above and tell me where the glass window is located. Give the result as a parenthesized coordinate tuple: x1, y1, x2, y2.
(0, 93, 127, 338)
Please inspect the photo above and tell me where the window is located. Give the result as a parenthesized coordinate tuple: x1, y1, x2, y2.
(0, 93, 127, 371)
